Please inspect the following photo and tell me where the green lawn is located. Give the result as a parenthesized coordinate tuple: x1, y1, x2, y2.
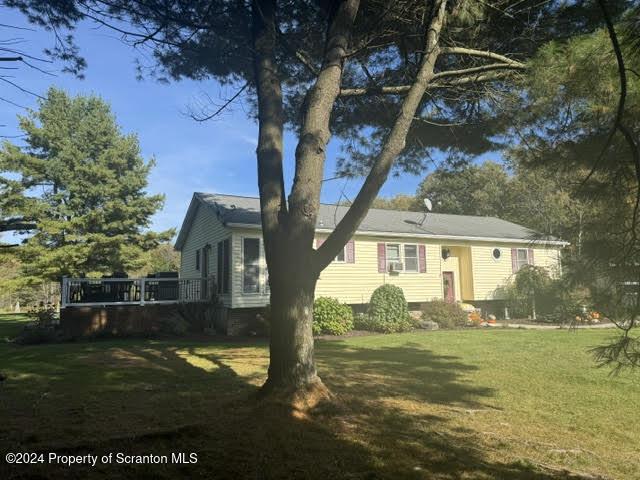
(1, 313, 638, 480)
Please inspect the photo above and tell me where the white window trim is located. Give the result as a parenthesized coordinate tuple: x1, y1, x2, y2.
(385, 243, 422, 274)
(385, 243, 402, 272)
(403, 243, 420, 273)
(515, 248, 529, 272)
(241, 236, 266, 295)
(334, 245, 347, 263)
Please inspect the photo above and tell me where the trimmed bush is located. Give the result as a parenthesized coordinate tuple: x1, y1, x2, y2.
(313, 297, 354, 335)
(363, 284, 415, 333)
(421, 299, 467, 329)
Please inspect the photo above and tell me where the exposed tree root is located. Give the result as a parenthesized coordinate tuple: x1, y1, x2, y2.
(256, 376, 336, 419)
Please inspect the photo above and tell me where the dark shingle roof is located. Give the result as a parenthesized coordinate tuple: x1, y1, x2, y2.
(181, 192, 566, 246)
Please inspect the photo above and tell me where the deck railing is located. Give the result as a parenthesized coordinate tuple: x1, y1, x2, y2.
(61, 276, 216, 308)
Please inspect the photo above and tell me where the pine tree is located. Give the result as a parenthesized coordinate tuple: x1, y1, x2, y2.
(0, 88, 172, 281)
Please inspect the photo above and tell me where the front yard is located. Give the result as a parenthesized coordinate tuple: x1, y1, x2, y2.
(0, 314, 638, 479)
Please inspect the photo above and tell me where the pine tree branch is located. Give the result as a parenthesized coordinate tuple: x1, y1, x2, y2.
(187, 82, 249, 122)
(581, 0, 630, 188)
(439, 47, 523, 65)
(339, 69, 521, 97)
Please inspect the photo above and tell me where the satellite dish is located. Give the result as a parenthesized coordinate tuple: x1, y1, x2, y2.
(423, 198, 433, 212)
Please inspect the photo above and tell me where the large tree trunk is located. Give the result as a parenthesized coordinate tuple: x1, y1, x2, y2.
(251, 0, 358, 404)
(251, 0, 449, 405)
(264, 270, 319, 389)
(258, 241, 330, 408)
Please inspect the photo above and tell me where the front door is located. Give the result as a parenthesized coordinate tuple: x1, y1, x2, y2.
(443, 271, 455, 303)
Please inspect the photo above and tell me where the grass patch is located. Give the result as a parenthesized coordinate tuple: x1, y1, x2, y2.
(0, 313, 32, 340)
(0, 314, 638, 479)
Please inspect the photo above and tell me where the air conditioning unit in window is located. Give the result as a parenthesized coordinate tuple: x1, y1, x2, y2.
(388, 262, 403, 273)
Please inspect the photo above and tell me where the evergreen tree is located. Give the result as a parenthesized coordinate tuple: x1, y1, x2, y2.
(0, 88, 172, 281)
(506, 14, 640, 370)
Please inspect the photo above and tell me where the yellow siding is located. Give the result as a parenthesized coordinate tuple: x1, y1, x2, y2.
(192, 222, 564, 307)
(471, 245, 514, 300)
(533, 248, 562, 277)
(178, 204, 232, 306)
(471, 245, 562, 300)
(315, 235, 443, 304)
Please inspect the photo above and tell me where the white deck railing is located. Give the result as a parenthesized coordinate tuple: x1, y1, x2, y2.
(61, 276, 216, 308)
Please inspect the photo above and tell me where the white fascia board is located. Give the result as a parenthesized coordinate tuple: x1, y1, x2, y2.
(226, 223, 570, 247)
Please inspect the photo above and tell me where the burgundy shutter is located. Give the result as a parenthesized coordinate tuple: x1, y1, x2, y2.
(528, 248, 534, 265)
(377, 243, 386, 273)
(315, 237, 325, 249)
(418, 245, 427, 273)
(346, 240, 355, 263)
(511, 248, 517, 273)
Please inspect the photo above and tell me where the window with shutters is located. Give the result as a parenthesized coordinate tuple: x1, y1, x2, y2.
(404, 244, 419, 272)
(317, 238, 354, 263)
(515, 248, 529, 272)
(380, 243, 426, 273)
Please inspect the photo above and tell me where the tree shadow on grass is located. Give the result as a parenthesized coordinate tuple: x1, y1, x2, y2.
(1, 338, 591, 480)
(317, 341, 495, 407)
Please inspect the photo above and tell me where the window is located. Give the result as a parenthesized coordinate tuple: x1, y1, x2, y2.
(386, 243, 402, 271)
(217, 239, 230, 294)
(516, 248, 529, 271)
(195, 249, 200, 271)
(243, 238, 261, 293)
(492, 248, 501, 260)
(404, 244, 418, 272)
(335, 247, 346, 262)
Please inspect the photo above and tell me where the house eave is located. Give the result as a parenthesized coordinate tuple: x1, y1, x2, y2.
(226, 222, 570, 246)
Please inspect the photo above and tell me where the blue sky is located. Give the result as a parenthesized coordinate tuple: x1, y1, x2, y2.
(1, 7, 491, 239)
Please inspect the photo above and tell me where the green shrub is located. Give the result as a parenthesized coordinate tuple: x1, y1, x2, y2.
(363, 284, 415, 333)
(421, 299, 467, 329)
(504, 265, 557, 319)
(313, 297, 354, 335)
(28, 303, 58, 326)
(547, 285, 593, 324)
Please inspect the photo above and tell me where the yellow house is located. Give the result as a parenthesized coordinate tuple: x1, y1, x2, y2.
(175, 193, 567, 334)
